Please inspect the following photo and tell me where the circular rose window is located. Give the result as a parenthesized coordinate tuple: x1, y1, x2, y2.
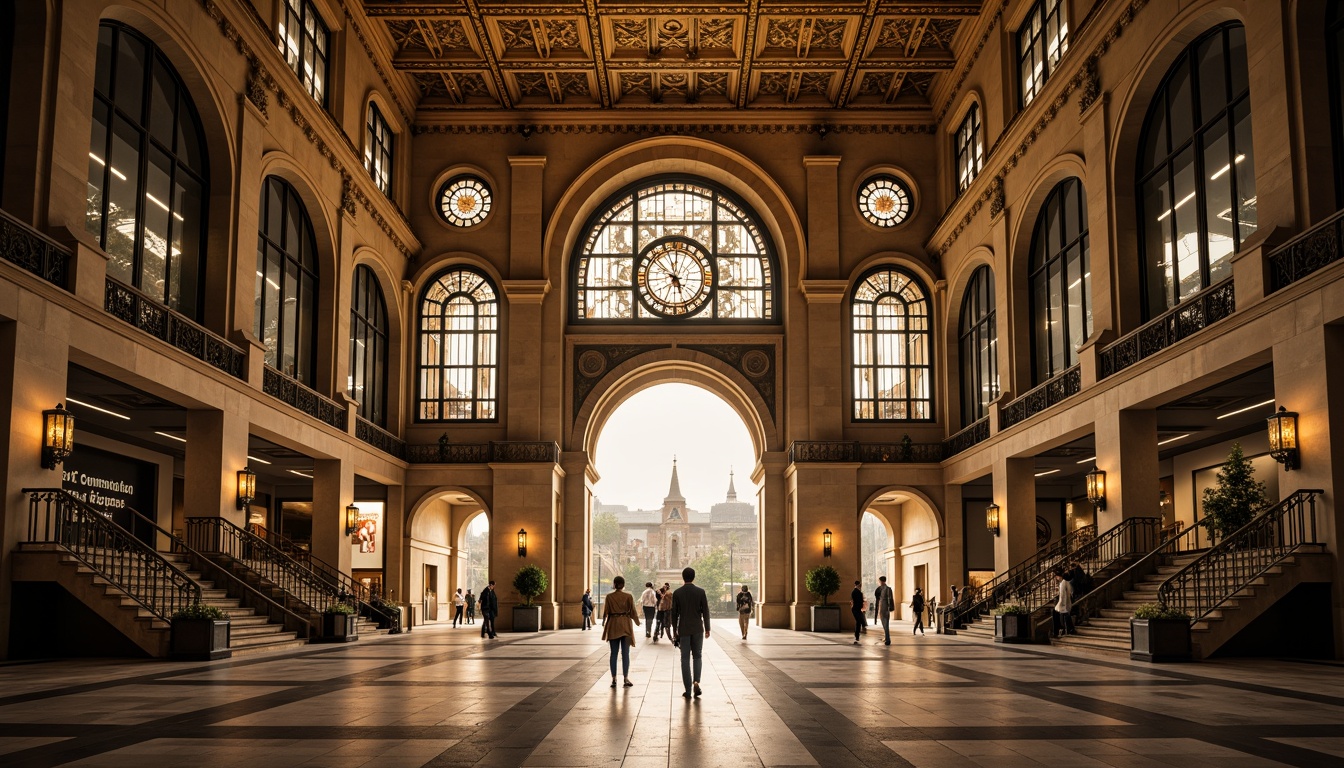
(436, 175, 492, 228)
(857, 175, 913, 228)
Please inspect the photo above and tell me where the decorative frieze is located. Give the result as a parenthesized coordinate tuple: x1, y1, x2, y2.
(572, 344, 668, 417)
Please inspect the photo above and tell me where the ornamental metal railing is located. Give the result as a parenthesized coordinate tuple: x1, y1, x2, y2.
(1072, 525, 1204, 625)
(1017, 516, 1161, 613)
(406, 440, 559, 464)
(1157, 489, 1323, 623)
(1268, 209, 1344, 291)
(23, 488, 200, 621)
(105, 279, 246, 379)
(948, 521, 1097, 629)
(355, 416, 405, 460)
(1098, 280, 1235, 379)
(999, 366, 1081, 429)
(0, 208, 70, 289)
(945, 417, 990, 456)
(246, 523, 399, 630)
(262, 366, 348, 430)
(787, 440, 947, 464)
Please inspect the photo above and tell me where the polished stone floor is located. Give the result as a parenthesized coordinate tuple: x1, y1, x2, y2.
(2, 620, 1344, 767)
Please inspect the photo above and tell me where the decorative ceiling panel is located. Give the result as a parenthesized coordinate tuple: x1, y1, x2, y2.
(363, 1, 982, 114)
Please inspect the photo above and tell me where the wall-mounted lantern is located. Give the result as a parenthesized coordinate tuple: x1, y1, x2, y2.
(41, 403, 75, 470)
(518, 528, 528, 558)
(1085, 466, 1107, 511)
(236, 468, 257, 510)
(822, 528, 832, 557)
(1267, 406, 1300, 471)
(985, 503, 1001, 536)
(346, 504, 360, 535)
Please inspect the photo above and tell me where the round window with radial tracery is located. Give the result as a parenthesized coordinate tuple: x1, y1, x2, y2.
(437, 175, 492, 228)
(857, 175, 913, 228)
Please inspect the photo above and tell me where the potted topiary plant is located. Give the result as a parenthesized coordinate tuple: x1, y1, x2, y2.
(512, 564, 548, 632)
(1130, 603, 1191, 662)
(804, 564, 842, 632)
(318, 602, 359, 643)
(171, 602, 231, 660)
(993, 604, 1033, 644)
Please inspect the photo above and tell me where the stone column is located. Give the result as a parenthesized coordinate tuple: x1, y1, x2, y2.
(508, 156, 547, 277)
(992, 456, 1035, 573)
(787, 462, 859, 631)
(490, 462, 562, 630)
(942, 483, 966, 594)
(383, 483, 406, 605)
(1080, 93, 1120, 334)
(802, 156, 841, 278)
(231, 98, 269, 343)
(754, 451, 790, 628)
(312, 458, 354, 576)
(184, 408, 251, 526)
(1242, 1, 1299, 235)
(502, 281, 549, 440)
(800, 281, 848, 439)
(559, 450, 592, 628)
(1095, 408, 1159, 533)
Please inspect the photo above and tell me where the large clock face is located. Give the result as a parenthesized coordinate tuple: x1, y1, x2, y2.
(635, 238, 714, 317)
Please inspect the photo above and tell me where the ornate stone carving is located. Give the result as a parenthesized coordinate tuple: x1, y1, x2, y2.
(988, 176, 1005, 218)
(1077, 56, 1100, 115)
(683, 344, 777, 420)
(245, 65, 268, 117)
(572, 344, 668, 417)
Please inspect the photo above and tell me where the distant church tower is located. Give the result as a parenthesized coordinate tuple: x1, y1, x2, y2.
(662, 457, 689, 569)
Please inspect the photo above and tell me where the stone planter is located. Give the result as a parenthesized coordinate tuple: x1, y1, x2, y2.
(316, 612, 359, 643)
(1130, 618, 1191, 662)
(171, 618, 231, 661)
(513, 605, 542, 632)
(994, 613, 1032, 644)
(810, 604, 841, 633)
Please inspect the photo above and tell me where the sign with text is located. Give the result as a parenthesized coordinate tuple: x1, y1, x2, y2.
(61, 444, 158, 544)
(350, 501, 384, 570)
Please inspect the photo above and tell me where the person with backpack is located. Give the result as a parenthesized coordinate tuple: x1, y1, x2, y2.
(910, 587, 926, 635)
(735, 584, 754, 640)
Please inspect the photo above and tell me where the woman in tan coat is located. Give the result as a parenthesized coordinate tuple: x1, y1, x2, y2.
(601, 575, 639, 688)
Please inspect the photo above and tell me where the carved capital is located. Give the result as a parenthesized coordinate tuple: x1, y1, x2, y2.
(1077, 57, 1100, 116)
(245, 64, 269, 118)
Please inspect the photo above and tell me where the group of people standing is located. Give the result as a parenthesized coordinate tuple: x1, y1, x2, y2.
(598, 568, 717, 699)
(849, 576, 933, 644)
(447, 583, 498, 637)
(1053, 562, 1094, 637)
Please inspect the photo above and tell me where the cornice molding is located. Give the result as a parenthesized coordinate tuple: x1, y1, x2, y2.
(412, 119, 936, 135)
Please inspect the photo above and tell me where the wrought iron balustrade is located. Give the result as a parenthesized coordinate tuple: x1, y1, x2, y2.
(948, 522, 1096, 629)
(105, 279, 245, 378)
(405, 440, 559, 464)
(0, 208, 70, 289)
(186, 516, 348, 618)
(262, 366, 348, 430)
(1018, 517, 1160, 613)
(1268, 209, 1344, 291)
(247, 523, 399, 630)
(1157, 489, 1323, 623)
(1098, 280, 1235, 378)
(1072, 525, 1204, 625)
(355, 417, 405, 460)
(788, 440, 947, 464)
(945, 417, 990, 456)
(23, 488, 200, 621)
(999, 366, 1081, 429)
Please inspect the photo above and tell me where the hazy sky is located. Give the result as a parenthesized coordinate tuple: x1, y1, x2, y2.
(592, 383, 757, 514)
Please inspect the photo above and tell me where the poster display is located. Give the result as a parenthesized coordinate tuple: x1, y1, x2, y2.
(61, 444, 158, 544)
(350, 501, 384, 570)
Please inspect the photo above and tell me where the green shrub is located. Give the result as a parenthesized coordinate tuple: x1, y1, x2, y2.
(513, 564, 549, 606)
(804, 565, 841, 605)
(324, 602, 356, 615)
(172, 602, 226, 621)
(992, 604, 1030, 616)
(1132, 603, 1190, 620)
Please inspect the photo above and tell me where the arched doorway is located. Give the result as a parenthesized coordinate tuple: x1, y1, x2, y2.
(458, 511, 489, 596)
(862, 490, 944, 622)
(407, 489, 488, 624)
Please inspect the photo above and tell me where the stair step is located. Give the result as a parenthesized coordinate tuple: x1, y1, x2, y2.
(1054, 634, 1129, 653)
(227, 637, 309, 657)
(229, 631, 301, 649)
(229, 624, 294, 639)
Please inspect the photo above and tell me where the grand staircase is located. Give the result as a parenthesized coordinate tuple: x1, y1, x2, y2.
(1054, 549, 1202, 653)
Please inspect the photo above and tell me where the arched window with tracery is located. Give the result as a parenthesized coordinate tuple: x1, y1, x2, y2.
(959, 266, 997, 424)
(350, 265, 388, 427)
(851, 267, 933, 421)
(572, 177, 777, 322)
(254, 176, 318, 386)
(1138, 23, 1254, 319)
(418, 268, 498, 421)
(86, 22, 208, 320)
(1029, 178, 1091, 383)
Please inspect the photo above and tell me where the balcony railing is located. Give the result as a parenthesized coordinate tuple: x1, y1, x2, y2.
(945, 417, 990, 456)
(788, 440, 946, 464)
(406, 440, 559, 464)
(355, 416, 405, 460)
(999, 365, 1081, 430)
(104, 279, 246, 379)
(1268, 209, 1344, 291)
(262, 366, 347, 430)
(0, 208, 70, 289)
(1098, 280, 1235, 379)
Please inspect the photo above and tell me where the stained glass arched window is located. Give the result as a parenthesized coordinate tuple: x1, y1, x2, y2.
(86, 22, 208, 320)
(573, 177, 776, 322)
(959, 266, 997, 424)
(350, 265, 388, 427)
(255, 176, 318, 386)
(417, 268, 498, 421)
(851, 267, 933, 421)
(1138, 23, 1253, 318)
(1029, 178, 1091, 382)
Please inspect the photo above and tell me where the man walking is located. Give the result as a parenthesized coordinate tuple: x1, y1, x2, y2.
(640, 582, 659, 638)
(849, 580, 865, 645)
(910, 587, 926, 635)
(735, 584, 754, 640)
(655, 583, 674, 641)
(874, 576, 894, 645)
(479, 581, 498, 639)
(465, 589, 476, 625)
(671, 567, 711, 700)
(581, 587, 594, 630)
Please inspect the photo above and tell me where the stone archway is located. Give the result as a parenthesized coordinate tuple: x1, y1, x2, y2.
(861, 487, 945, 622)
(406, 486, 490, 624)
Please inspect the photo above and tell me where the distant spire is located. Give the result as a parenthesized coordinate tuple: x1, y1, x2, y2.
(726, 468, 737, 502)
(664, 457, 685, 504)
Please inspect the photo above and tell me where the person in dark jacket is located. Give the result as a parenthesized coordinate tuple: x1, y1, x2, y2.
(849, 580, 865, 645)
(910, 587, 926, 635)
(670, 567, 711, 700)
(465, 589, 476, 625)
(581, 587, 595, 630)
(479, 581, 498, 639)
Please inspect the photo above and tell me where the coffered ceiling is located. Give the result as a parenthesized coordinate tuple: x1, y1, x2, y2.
(363, 2, 983, 115)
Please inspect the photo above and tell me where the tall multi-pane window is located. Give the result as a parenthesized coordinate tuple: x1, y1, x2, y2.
(418, 268, 499, 421)
(350, 265, 388, 427)
(1138, 23, 1254, 319)
(278, 0, 328, 105)
(364, 103, 393, 196)
(1029, 178, 1091, 383)
(86, 22, 208, 320)
(851, 267, 933, 421)
(1018, 0, 1069, 107)
(254, 177, 319, 386)
(955, 103, 984, 193)
(959, 266, 997, 424)
(1329, 7, 1344, 206)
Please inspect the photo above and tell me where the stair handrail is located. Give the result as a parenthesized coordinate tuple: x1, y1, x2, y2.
(247, 523, 400, 630)
(950, 522, 1097, 626)
(1072, 525, 1203, 624)
(186, 516, 348, 615)
(22, 488, 201, 621)
(1017, 517, 1162, 612)
(1157, 489, 1324, 623)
